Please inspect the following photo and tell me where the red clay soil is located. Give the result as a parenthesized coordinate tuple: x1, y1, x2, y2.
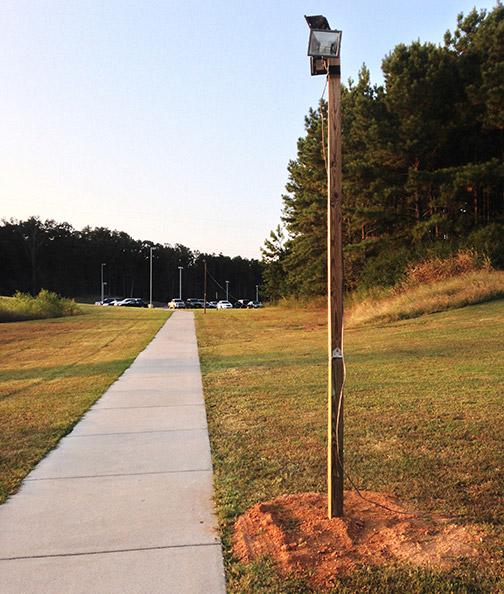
(233, 491, 482, 589)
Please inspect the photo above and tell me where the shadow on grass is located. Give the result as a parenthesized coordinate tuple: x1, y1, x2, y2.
(204, 352, 325, 371)
(0, 358, 133, 383)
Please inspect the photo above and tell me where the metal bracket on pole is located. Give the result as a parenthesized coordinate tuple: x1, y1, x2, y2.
(332, 348, 343, 359)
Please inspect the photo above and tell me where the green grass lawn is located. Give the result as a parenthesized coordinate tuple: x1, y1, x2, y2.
(196, 302, 504, 593)
(0, 305, 170, 504)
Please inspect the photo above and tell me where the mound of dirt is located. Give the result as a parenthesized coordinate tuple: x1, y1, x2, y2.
(233, 491, 482, 588)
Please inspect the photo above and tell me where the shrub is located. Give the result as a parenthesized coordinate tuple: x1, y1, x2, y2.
(400, 249, 491, 288)
(359, 245, 413, 290)
(344, 239, 413, 292)
(0, 290, 81, 323)
(467, 223, 504, 269)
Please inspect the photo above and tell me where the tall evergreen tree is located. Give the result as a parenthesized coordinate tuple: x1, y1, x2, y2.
(281, 104, 327, 297)
(261, 225, 289, 300)
(262, 4, 504, 298)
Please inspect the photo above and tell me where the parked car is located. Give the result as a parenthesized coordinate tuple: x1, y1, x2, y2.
(115, 298, 148, 308)
(233, 299, 249, 309)
(198, 301, 214, 309)
(168, 298, 186, 309)
(95, 297, 121, 306)
(105, 297, 122, 306)
(247, 301, 263, 309)
(185, 298, 204, 309)
(216, 300, 233, 309)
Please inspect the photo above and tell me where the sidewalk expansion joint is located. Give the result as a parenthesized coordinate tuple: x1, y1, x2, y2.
(94, 403, 205, 410)
(68, 428, 207, 438)
(0, 542, 222, 562)
(26, 468, 213, 481)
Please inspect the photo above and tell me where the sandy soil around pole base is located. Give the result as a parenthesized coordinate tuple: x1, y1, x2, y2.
(233, 491, 483, 589)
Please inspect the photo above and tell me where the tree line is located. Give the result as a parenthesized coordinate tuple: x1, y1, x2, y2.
(262, 5, 504, 299)
(0, 217, 262, 303)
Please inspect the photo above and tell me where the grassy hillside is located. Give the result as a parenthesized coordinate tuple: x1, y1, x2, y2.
(196, 301, 504, 593)
(348, 269, 504, 327)
(0, 305, 170, 503)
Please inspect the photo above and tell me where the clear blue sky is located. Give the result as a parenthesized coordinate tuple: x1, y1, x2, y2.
(0, 1, 497, 258)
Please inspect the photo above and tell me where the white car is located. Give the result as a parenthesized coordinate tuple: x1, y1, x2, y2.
(216, 300, 233, 309)
(168, 298, 186, 309)
(247, 301, 263, 309)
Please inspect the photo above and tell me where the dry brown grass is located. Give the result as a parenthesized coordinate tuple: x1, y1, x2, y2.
(0, 305, 170, 503)
(348, 269, 504, 327)
(196, 301, 504, 592)
(402, 249, 491, 287)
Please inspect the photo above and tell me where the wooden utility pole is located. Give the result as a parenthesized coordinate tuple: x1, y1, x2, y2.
(203, 260, 207, 314)
(326, 56, 344, 518)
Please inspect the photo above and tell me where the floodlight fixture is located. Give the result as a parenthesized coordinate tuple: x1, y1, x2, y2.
(305, 14, 341, 61)
(307, 28, 342, 59)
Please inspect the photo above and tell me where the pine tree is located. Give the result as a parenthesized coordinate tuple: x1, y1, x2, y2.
(262, 5, 504, 296)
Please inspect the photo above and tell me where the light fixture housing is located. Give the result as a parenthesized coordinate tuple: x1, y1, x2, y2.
(310, 56, 327, 76)
(304, 15, 331, 31)
(307, 29, 342, 59)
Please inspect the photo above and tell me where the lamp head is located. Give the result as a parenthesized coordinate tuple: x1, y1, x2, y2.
(305, 14, 342, 75)
(307, 29, 342, 59)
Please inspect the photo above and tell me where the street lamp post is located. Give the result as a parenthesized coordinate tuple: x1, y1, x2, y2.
(149, 247, 154, 308)
(178, 266, 183, 300)
(203, 260, 207, 314)
(225, 280, 229, 301)
(256, 284, 259, 303)
(306, 15, 344, 519)
(101, 263, 106, 303)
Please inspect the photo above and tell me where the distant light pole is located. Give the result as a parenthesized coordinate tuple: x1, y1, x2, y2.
(306, 14, 344, 519)
(149, 247, 154, 308)
(225, 280, 229, 301)
(100, 263, 106, 303)
(256, 284, 259, 302)
(203, 260, 208, 314)
(178, 266, 183, 300)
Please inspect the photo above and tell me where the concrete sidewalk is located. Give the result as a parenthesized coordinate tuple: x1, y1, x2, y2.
(0, 311, 226, 594)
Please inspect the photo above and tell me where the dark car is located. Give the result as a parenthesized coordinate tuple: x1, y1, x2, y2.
(116, 298, 148, 308)
(95, 297, 121, 306)
(186, 298, 204, 309)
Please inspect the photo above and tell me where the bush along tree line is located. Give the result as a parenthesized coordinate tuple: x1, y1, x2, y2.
(0, 290, 81, 323)
(0, 217, 262, 302)
(262, 6, 504, 300)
